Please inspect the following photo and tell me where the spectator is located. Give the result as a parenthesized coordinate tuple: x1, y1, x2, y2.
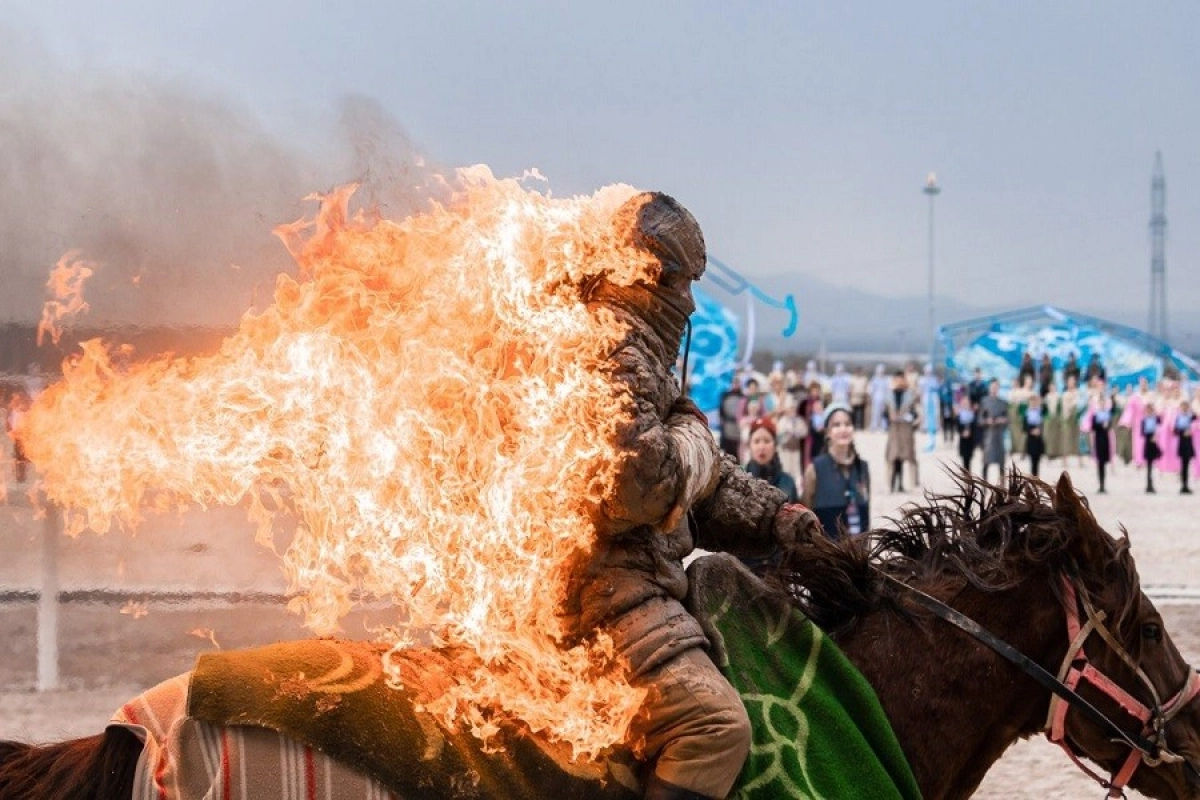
(1063, 352, 1082, 385)
(1023, 393, 1046, 478)
(1156, 379, 1183, 475)
(1018, 352, 1036, 387)
(849, 367, 869, 430)
(737, 377, 766, 463)
(956, 393, 977, 472)
(1117, 376, 1151, 467)
(801, 359, 824, 391)
(1043, 382, 1063, 461)
(1060, 374, 1084, 467)
(939, 378, 956, 444)
(1141, 402, 1162, 494)
(716, 373, 744, 459)
(774, 400, 808, 486)
(744, 416, 799, 503)
(1081, 378, 1116, 494)
(1008, 376, 1035, 462)
(763, 370, 794, 422)
(868, 364, 890, 431)
(1037, 353, 1055, 398)
(802, 381, 827, 468)
(884, 371, 919, 492)
(967, 367, 988, 409)
(1115, 384, 1135, 466)
(1175, 399, 1195, 494)
(979, 379, 1009, 484)
(918, 364, 940, 453)
(829, 363, 851, 406)
(801, 403, 870, 539)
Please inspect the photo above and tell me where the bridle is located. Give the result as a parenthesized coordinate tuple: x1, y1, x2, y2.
(1046, 574, 1200, 797)
(879, 569, 1200, 797)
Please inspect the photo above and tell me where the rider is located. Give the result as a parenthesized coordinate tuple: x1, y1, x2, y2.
(560, 192, 821, 800)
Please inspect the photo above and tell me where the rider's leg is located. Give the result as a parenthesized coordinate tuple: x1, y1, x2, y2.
(630, 646, 751, 800)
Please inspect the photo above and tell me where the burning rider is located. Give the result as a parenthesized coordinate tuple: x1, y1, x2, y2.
(561, 192, 822, 800)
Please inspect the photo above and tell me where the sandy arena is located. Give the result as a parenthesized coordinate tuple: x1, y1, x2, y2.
(2, 428, 1198, 798)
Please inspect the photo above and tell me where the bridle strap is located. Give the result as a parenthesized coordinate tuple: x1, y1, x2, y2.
(1043, 574, 1200, 796)
(875, 570, 1160, 757)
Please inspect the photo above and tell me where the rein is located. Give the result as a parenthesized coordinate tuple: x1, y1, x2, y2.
(877, 569, 1200, 797)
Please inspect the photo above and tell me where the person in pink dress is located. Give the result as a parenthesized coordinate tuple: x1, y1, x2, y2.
(1118, 377, 1150, 466)
(1156, 378, 1183, 475)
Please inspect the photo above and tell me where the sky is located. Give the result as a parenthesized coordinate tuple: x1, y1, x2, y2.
(3, 2, 1199, 345)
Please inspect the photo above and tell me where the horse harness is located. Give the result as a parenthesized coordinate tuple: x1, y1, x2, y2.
(878, 569, 1200, 798)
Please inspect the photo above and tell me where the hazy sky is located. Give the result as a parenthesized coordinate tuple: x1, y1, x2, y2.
(6, 2, 1199, 330)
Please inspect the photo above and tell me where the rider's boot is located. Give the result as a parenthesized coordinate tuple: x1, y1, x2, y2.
(643, 773, 718, 800)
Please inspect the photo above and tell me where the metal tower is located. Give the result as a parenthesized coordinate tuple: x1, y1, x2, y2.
(1149, 151, 1168, 341)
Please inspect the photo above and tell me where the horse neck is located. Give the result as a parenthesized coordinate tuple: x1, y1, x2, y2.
(839, 568, 1066, 800)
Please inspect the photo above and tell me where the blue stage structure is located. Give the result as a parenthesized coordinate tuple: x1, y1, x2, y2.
(938, 305, 1199, 390)
(684, 256, 798, 415)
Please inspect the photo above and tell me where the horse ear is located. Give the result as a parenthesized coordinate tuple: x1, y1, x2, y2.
(1053, 472, 1112, 566)
(1054, 472, 1076, 504)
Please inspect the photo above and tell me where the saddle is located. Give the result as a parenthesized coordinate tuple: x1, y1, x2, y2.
(188, 555, 919, 799)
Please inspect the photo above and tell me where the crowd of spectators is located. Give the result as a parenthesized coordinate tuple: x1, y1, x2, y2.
(714, 353, 1200, 545)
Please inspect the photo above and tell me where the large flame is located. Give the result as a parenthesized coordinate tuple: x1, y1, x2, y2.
(17, 167, 666, 757)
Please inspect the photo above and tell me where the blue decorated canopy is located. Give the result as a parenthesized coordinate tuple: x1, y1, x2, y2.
(681, 256, 799, 417)
(939, 305, 1199, 390)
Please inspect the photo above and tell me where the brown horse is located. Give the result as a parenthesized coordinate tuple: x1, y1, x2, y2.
(2, 472, 1198, 799)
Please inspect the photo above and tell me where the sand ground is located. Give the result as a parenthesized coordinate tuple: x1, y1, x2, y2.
(1, 429, 1198, 797)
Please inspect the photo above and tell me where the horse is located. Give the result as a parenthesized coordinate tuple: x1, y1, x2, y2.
(2, 472, 1198, 799)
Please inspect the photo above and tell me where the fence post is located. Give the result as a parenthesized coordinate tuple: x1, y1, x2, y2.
(37, 502, 59, 691)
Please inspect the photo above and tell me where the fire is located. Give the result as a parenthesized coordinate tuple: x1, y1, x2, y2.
(17, 167, 665, 757)
(37, 250, 95, 346)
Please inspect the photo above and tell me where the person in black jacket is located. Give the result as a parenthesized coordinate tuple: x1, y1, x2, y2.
(1023, 393, 1046, 477)
(801, 403, 870, 539)
(1175, 399, 1194, 494)
(1142, 402, 1162, 493)
(955, 393, 977, 472)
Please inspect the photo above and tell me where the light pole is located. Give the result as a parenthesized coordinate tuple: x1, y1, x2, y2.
(923, 172, 941, 367)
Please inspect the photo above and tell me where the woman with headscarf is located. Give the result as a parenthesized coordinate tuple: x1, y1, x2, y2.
(744, 416, 799, 503)
(801, 403, 870, 539)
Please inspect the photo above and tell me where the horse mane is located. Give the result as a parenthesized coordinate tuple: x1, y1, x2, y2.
(768, 469, 1140, 640)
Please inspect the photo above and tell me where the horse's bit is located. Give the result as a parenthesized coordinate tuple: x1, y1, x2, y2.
(878, 570, 1200, 798)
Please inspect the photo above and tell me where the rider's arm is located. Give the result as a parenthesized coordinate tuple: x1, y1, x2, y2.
(690, 456, 822, 556)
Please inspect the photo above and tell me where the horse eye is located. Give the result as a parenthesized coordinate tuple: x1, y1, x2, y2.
(1142, 622, 1162, 642)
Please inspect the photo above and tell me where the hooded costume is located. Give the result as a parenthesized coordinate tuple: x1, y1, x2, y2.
(560, 193, 820, 800)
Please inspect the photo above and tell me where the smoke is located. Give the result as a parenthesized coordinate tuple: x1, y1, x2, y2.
(0, 27, 447, 329)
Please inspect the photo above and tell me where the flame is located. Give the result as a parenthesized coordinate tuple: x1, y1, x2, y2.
(17, 167, 664, 757)
(37, 250, 95, 346)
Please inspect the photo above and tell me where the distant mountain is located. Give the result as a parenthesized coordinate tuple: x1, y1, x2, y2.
(712, 272, 1200, 358)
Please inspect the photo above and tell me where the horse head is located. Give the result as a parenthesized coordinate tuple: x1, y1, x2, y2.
(1050, 473, 1200, 798)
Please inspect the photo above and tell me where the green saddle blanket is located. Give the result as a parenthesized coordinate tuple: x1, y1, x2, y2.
(188, 554, 920, 799)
